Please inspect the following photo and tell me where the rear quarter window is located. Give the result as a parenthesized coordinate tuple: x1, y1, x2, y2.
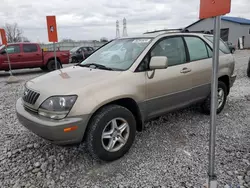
(204, 35, 231, 54)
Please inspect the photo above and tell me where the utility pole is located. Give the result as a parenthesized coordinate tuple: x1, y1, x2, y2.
(123, 18, 128, 37)
(116, 20, 120, 38)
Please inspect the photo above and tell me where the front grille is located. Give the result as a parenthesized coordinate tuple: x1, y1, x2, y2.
(22, 88, 40, 105)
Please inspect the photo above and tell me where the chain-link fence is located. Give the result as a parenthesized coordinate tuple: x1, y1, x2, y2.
(39, 41, 107, 51)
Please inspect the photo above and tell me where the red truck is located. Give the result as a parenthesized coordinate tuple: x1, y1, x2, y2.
(0, 42, 70, 72)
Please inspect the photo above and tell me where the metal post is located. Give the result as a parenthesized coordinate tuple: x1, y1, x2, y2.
(208, 16, 221, 188)
(6, 49, 13, 76)
(53, 42, 57, 70)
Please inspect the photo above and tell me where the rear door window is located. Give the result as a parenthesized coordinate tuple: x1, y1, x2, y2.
(23, 44, 38, 53)
(184, 36, 210, 61)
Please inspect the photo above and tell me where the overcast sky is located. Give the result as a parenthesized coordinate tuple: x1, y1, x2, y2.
(0, 0, 249, 43)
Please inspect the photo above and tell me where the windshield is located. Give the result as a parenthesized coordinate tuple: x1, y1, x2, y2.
(70, 47, 80, 53)
(80, 38, 152, 70)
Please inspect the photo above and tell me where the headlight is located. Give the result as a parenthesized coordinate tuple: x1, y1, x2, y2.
(38, 95, 77, 120)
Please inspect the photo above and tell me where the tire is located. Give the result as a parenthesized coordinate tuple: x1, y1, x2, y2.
(231, 49, 235, 53)
(201, 81, 228, 115)
(85, 105, 136, 161)
(47, 60, 62, 71)
(247, 58, 250, 78)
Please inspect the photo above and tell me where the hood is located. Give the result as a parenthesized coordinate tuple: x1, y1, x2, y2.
(26, 66, 122, 95)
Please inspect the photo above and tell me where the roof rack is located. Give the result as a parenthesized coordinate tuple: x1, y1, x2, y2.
(144, 28, 212, 35)
(183, 29, 212, 34)
(144, 29, 183, 34)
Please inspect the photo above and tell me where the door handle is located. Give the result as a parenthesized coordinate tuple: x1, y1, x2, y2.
(180, 67, 191, 73)
(17, 54, 22, 57)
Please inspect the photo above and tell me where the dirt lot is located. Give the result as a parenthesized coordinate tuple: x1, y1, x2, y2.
(0, 51, 250, 188)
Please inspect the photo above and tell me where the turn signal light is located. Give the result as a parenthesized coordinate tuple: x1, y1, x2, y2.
(64, 126, 78, 132)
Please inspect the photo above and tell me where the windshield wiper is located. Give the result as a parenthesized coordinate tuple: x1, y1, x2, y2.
(77, 63, 114, 71)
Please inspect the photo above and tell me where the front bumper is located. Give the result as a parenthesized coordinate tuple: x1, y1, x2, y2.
(230, 74, 237, 87)
(16, 98, 90, 145)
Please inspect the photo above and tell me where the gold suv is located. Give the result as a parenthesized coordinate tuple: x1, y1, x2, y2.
(16, 31, 236, 161)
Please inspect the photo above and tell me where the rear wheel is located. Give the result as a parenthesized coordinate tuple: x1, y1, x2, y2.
(47, 60, 62, 71)
(85, 105, 136, 161)
(201, 81, 228, 115)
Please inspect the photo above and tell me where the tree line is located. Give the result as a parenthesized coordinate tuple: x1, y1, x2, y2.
(2, 23, 30, 43)
(1, 23, 109, 44)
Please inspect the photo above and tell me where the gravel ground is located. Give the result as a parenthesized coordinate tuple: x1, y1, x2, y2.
(0, 51, 250, 188)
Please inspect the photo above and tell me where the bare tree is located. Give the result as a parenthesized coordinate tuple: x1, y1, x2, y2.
(4, 23, 28, 43)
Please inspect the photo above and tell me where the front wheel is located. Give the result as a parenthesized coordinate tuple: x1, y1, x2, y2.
(85, 105, 136, 161)
(201, 81, 228, 115)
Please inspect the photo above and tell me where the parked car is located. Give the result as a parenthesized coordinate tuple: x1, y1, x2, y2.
(16, 31, 236, 162)
(0, 43, 70, 72)
(99, 43, 127, 62)
(69, 46, 95, 63)
(225, 41, 236, 53)
(247, 57, 250, 77)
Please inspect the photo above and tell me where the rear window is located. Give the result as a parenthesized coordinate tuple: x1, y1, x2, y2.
(23, 44, 38, 53)
(204, 35, 231, 54)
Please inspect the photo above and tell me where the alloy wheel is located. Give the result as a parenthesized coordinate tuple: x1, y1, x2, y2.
(101, 118, 130, 152)
(217, 87, 225, 109)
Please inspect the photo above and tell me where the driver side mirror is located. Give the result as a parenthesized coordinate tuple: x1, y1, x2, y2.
(149, 56, 168, 70)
